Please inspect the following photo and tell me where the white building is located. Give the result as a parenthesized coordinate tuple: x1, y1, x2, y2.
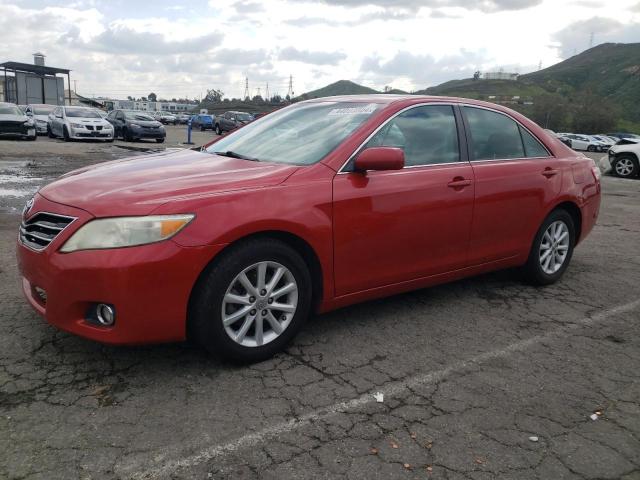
(101, 99, 196, 112)
(483, 72, 519, 81)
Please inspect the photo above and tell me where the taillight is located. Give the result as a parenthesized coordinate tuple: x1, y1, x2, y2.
(590, 159, 601, 180)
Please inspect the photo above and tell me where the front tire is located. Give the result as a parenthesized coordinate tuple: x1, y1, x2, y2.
(156, 138, 165, 143)
(612, 155, 639, 178)
(522, 209, 575, 286)
(215, 124, 222, 135)
(189, 238, 312, 362)
(63, 126, 70, 142)
(47, 125, 54, 138)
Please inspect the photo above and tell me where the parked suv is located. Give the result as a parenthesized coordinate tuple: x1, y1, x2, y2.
(16, 96, 601, 362)
(214, 111, 254, 135)
(106, 110, 166, 143)
(192, 114, 215, 131)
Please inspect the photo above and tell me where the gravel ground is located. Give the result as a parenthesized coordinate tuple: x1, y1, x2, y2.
(0, 141, 639, 480)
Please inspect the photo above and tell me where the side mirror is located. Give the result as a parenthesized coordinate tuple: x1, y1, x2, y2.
(354, 147, 404, 172)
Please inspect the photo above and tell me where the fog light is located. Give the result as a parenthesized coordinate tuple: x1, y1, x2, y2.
(96, 304, 115, 326)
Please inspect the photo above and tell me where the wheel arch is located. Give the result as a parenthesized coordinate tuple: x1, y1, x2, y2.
(186, 229, 325, 339)
(549, 200, 582, 244)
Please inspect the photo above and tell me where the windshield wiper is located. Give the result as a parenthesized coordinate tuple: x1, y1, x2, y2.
(213, 150, 260, 162)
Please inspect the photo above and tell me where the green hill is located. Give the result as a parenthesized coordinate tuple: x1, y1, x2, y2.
(295, 80, 379, 100)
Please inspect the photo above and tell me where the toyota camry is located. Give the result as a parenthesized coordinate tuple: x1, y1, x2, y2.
(17, 95, 601, 362)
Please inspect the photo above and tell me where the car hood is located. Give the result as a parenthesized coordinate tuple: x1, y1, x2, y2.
(38, 149, 299, 216)
(129, 119, 163, 127)
(0, 114, 27, 122)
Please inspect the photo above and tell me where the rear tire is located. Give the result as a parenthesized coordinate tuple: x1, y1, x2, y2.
(612, 155, 639, 178)
(189, 238, 312, 362)
(522, 209, 575, 286)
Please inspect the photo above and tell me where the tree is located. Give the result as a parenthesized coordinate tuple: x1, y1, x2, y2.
(252, 95, 264, 103)
(148, 92, 157, 102)
(570, 93, 619, 134)
(204, 89, 224, 103)
(530, 94, 570, 131)
(127, 96, 134, 101)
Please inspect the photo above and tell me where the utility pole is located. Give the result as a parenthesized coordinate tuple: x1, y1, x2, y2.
(286, 75, 294, 100)
(73, 80, 77, 93)
(265, 82, 270, 102)
(243, 77, 250, 100)
(256, 87, 261, 98)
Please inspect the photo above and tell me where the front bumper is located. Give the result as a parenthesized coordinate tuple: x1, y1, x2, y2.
(131, 127, 165, 139)
(17, 195, 225, 345)
(70, 127, 114, 140)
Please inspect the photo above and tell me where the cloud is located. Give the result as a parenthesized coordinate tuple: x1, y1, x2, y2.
(361, 50, 487, 87)
(210, 49, 270, 65)
(303, 0, 542, 12)
(552, 17, 640, 58)
(80, 25, 223, 55)
(279, 47, 347, 65)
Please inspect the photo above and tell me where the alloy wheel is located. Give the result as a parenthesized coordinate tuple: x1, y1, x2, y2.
(539, 220, 570, 275)
(615, 158, 634, 177)
(221, 261, 298, 347)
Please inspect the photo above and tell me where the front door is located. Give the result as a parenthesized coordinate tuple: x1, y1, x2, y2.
(333, 104, 475, 296)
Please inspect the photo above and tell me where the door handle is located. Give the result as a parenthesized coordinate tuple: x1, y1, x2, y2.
(542, 168, 559, 178)
(447, 178, 472, 188)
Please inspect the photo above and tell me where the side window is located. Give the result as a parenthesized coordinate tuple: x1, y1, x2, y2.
(519, 126, 549, 158)
(464, 107, 524, 160)
(364, 105, 460, 167)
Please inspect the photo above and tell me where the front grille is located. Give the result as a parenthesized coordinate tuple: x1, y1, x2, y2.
(0, 121, 26, 134)
(86, 125, 94, 131)
(20, 212, 76, 251)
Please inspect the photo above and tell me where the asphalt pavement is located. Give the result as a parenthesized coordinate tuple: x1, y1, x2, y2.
(0, 142, 639, 479)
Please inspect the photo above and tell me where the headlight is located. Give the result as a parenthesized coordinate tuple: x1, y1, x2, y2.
(60, 214, 194, 252)
(103, 124, 113, 129)
(70, 123, 84, 128)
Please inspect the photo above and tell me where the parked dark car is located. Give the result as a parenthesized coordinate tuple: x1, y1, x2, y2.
(214, 111, 254, 135)
(106, 110, 166, 143)
(191, 114, 215, 131)
(0, 102, 37, 140)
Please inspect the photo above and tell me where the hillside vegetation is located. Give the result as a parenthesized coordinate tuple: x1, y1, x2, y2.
(292, 43, 640, 132)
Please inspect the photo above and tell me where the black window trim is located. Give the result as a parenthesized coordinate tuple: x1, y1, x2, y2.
(460, 104, 553, 162)
(338, 102, 468, 174)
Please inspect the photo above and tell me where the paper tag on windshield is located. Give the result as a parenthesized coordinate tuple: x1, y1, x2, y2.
(328, 103, 377, 116)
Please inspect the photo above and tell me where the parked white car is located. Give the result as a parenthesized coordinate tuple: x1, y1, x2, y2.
(24, 104, 57, 135)
(608, 137, 640, 178)
(564, 134, 608, 152)
(47, 106, 114, 141)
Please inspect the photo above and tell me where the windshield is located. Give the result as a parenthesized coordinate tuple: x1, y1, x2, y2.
(206, 102, 382, 165)
(32, 105, 56, 115)
(0, 105, 23, 115)
(124, 112, 154, 121)
(66, 107, 101, 118)
(236, 113, 253, 121)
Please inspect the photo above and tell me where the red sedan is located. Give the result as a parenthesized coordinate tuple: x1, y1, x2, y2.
(17, 95, 601, 362)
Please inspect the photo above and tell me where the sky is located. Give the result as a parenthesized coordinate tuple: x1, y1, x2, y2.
(1, 0, 639, 101)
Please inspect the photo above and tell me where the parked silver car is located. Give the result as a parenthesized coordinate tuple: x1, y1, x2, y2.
(24, 104, 57, 134)
(47, 106, 114, 141)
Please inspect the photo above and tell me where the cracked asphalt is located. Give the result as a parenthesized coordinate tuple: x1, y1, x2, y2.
(1, 141, 639, 479)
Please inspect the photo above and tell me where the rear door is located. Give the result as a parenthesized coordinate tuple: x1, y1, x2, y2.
(333, 104, 475, 296)
(462, 105, 563, 265)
